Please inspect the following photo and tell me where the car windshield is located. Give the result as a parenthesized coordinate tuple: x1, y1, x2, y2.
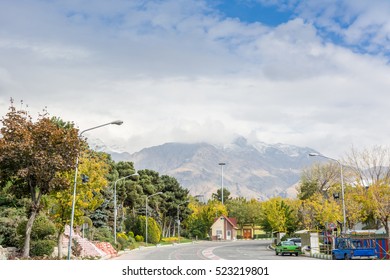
(281, 241, 295, 246)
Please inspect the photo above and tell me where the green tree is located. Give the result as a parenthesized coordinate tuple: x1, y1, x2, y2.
(159, 175, 190, 238)
(212, 188, 231, 203)
(0, 101, 79, 257)
(226, 197, 262, 227)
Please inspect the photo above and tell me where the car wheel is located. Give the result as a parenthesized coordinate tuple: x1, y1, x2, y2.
(344, 254, 349, 260)
(275, 251, 278, 255)
(332, 253, 336, 260)
(295, 253, 298, 256)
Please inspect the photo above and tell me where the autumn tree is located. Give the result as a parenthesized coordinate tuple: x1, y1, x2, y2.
(259, 197, 298, 234)
(46, 150, 110, 258)
(297, 193, 342, 230)
(345, 146, 390, 238)
(184, 198, 227, 239)
(0, 101, 79, 257)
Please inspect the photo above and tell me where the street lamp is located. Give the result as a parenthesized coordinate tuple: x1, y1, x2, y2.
(218, 163, 226, 204)
(309, 152, 346, 234)
(177, 200, 189, 243)
(67, 120, 123, 260)
(145, 192, 163, 245)
(113, 172, 139, 244)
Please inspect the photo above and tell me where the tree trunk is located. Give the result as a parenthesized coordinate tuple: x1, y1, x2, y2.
(57, 232, 63, 259)
(22, 207, 38, 258)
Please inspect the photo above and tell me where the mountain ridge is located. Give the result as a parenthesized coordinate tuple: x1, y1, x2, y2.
(89, 137, 318, 200)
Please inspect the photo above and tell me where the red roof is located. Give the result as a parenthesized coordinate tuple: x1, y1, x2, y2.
(213, 215, 238, 229)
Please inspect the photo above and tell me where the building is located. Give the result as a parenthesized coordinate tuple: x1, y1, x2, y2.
(210, 215, 238, 241)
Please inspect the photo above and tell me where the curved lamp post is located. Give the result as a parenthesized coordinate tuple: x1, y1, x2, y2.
(177, 200, 189, 243)
(219, 162, 226, 204)
(67, 120, 123, 260)
(114, 172, 139, 244)
(145, 192, 163, 245)
(309, 152, 346, 234)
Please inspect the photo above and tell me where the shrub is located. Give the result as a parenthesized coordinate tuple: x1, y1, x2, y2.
(16, 214, 56, 253)
(0, 207, 27, 247)
(117, 234, 129, 250)
(30, 240, 56, 257)
(92, 227, 114, 243)
(17, 215, 56, 240)
(127, 231, 134, 239)
(135, 235, 144, 242)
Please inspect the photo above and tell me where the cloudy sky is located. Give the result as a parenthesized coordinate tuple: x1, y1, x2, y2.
(1, 0, 390, 158)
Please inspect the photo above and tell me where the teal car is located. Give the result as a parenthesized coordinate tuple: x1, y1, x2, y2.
(275, 241, 301, 256)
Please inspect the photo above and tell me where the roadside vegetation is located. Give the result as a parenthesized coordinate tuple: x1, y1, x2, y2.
(1, 100, 389, 259)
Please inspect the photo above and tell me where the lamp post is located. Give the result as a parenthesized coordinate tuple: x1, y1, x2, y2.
(177, 200, 189, 243)
(218, 163, 226, 204)
(145, 192, 163, 245)
(113, 172, 139, 244)
(67, 120, 123, 260)
(309, 152, 346, 234)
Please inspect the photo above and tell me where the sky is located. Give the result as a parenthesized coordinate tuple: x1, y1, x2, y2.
(1, 0, 390, 158)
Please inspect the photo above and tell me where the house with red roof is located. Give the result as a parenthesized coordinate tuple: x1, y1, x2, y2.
(210, 215, 238, 241)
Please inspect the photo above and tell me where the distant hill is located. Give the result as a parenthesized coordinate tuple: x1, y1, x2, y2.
(89, 137, 319, 201)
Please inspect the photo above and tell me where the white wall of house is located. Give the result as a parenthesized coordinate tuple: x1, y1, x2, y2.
(211, 217, 226, 239)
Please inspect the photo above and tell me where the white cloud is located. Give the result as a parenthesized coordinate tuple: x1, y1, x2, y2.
(1, 0, 390, 158)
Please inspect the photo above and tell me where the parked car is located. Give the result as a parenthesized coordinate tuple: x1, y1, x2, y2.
(275, 240, 301, 256)
(287, 238, 302, 247)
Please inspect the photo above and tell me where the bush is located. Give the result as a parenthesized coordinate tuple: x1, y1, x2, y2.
(0, 208, 26, 247)
(17, 215, 56, 240)
(16, 214, 56, 253)
(135, 235, 144, 242)
(30, 240, 56, 257)
(117, 233, 130, 250)
(92, 227, 114, 243)
(128, 231, 134, 239)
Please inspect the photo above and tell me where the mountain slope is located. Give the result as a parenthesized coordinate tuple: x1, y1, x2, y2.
(100, 137, 319, 200)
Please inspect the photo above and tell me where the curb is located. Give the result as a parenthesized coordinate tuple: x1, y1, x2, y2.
(311, 253, 332, 260)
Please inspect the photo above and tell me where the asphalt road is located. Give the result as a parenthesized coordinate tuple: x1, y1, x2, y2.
(113, 240, 317, 260)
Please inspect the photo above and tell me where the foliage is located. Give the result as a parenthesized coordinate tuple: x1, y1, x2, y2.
(0, 101, 79, 257)
(226, 198, 261, 226)
(30, 240, 56, 257)
(259, 197, 298, 234)
(91, 227, 114, 243)
(135, 235, 144, 242)
(0, 185, 28, 247)
(356, 182, 390, 237)
(212, 188, 231, 203)
(17, 215, 56, 241)
(298, 162, 340, 200)
(299, 193, 341, 230)
(116, 232, 134, 250)
(16, 214, 57, 257)
(345, 146, 390, 237)
(184, 198, 227, 239)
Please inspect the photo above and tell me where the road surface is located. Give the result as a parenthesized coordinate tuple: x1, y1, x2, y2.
(113, 240, 317, 260)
